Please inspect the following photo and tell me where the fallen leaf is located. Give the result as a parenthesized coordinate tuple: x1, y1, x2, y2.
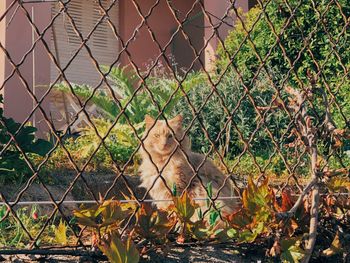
(270, 240, 281, 257)
(322, 231, 343, 257)
(280, 238, 306, 263)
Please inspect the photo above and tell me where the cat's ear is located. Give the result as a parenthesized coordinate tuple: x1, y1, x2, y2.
(170, 114, 183, 125)
(145, 115, 154, 129)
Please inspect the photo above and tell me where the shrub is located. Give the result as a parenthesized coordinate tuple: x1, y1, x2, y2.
(74, 118, 143, 168)
(0, 95, 52, 185)
(175, 70, 288, 160)
(56, 66, 201, 124)
(208, 0, 350, 172)
(42, 119, 143, 173)
(217, 0, 350, 129)
(106, 66, 203, 123)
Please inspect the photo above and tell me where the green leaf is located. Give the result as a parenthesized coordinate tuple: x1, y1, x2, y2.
(209, 210, 220, 226)
(100, 200, 132, 227)
(30, 139, 53, 156)
(188, 220, 210, 240)
(238, 222, 264, 243)
(242, 178, 274, 213)
(206, 182, 213, 207)
(238, 229, 259, 243)
(227, 228, 237, 238)
(99, 233, 139, 263)
(73, 204, 103, 228)
(172, 183, 177, 197)
(280, 238, 306, 263)
(172, 191, 198, 222)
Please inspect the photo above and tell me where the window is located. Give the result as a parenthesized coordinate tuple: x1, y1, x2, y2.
(50, 0, 120, 88)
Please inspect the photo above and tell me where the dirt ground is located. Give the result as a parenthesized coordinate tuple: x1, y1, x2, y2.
(2, 173, 147, 215)
(2, 174, 348, 263)
(0, 244, 263, 263)
(1, 173, 255, 262)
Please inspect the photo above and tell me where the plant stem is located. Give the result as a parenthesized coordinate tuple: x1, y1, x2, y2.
(302, 98, 320, 263)
(302, 185, 319, 263)
(285, 86, 321, 263)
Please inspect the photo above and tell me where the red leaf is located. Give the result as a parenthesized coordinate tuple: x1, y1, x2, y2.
(32, 212, 38, 220)
(176, 234, 185, 244)
(280, 190, 294, 212)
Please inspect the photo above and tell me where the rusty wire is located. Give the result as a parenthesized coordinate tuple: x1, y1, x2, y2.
(0, 0, 349, 255)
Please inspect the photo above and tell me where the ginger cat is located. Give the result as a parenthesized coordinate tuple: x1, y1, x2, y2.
(138, 115, 237, 217)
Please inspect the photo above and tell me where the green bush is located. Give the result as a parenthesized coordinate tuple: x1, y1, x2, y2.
(55, 83, 120, 119)
(0, 95, 52, 185)
(217, 0, 350, 128)
(109, 67, 205, 123)
(74, 118, 143, 168)
(206, 0, 350, 173)
(42, 119, 143, 173)
(56, 66, 201, 124)
(175, 70, 288, 161)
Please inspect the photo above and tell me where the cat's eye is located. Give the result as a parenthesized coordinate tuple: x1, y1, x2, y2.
(154, 133, 160, 138)
(167, 134, 173, 139)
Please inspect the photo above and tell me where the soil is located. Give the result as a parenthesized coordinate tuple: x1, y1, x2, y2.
(0, 244, 263, 263)
(0, 173, 259, 262)
(2, 172, 147, 215)
(2, 173, 349, 262)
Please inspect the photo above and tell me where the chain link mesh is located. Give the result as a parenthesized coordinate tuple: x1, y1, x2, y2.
(0, 0, 349, 257)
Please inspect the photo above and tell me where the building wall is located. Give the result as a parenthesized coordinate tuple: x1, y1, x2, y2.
(0, 0, 51, 137)
(0, 1, 6, 99)
(119, 0, 203, 73)
(0, 0, 254, 136)
(204, 0, 250, 70)
(119, 0, 253, 72)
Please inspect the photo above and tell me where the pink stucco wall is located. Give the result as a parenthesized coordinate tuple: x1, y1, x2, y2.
(0, 0, 254, 136)
(119, 0, 253, 72)
(0, 1, 6, 99)
(119, 0, 203, 73)
(0, 1, 51, 137)
(204, 0, 250, 70)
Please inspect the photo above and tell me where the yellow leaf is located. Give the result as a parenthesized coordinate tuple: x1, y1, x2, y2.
(100, 200, 132, 227)
(54, 219, 67, 245)
(326, 177, 350, 193)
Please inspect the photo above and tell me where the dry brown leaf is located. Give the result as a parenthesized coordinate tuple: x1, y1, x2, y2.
(322, 231, 343, 257)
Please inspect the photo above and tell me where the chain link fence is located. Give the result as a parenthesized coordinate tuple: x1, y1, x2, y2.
(0, 0, 350, 261)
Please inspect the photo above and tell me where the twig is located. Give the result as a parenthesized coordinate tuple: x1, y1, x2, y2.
(303, 185, 319, 263)
(285, 85, 321, 263)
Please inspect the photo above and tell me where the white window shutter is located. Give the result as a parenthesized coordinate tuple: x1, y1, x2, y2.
(51, 0, 119, 88)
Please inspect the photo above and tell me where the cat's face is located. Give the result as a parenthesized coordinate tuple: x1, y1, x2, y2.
(143, 115, 185, 155)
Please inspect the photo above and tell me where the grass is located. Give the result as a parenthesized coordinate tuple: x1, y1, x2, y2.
(0, 205, 77, 248)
